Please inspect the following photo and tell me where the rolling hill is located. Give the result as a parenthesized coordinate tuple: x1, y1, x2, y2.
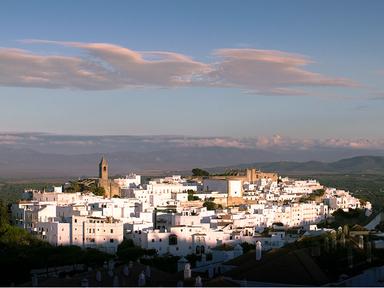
(205, 156, 384, 175)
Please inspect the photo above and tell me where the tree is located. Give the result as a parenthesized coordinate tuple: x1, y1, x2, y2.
(332, 208, 364, 218)
(65, 182, 80, 193)
(0, 227, 111, 286)
(0, 200, 9, 231)
(203, 201, 217, 210)
(192, 168, 209, 177)
(187, 190, 200, 201)
(375, 221, 384, 232)
(92, 186, 105, 196)
(140, 255, 179, 273)
(314, 189, 325, 197)
(188, 194, 200, 201)
(116, 239, 157, 262)
(240, 242, 255, 253)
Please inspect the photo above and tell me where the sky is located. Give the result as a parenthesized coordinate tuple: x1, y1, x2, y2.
(0, 0, 383, 140)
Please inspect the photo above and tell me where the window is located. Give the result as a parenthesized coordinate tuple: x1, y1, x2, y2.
(111, 229, 114, 233)
(159, 239, 162, 242)
(110, 239, 114, 243)
(152, 239, 155, 242)
(169, 234, 178, 245)
(74, 219, 77, 223)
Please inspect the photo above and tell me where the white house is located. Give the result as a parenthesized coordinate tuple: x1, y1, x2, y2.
(72, 215, 124, 253)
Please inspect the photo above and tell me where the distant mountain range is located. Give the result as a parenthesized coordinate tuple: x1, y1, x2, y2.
(0, 145, 383, 179)
(0, 133, 384, 179)
(205, 156, 384, 175)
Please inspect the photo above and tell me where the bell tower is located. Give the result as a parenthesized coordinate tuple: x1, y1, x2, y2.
(99, 156, 108, 181)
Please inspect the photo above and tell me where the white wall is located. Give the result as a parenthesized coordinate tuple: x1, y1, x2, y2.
(72, 215, 124, 253)
(36, 221, 70, 246)
(228, 180, 242, 197)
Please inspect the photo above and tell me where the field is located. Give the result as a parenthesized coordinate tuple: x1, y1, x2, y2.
(0, 179, 64, 204)
(290, 173, 384, 211)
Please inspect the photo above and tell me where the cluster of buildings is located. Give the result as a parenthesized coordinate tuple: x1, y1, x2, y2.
(11, 157, 372, 258)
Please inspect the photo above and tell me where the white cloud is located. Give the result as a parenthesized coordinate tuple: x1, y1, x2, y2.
(168, 137, 248, 149)
(151, 135, 384, 151)
(0, 133, 383, 151)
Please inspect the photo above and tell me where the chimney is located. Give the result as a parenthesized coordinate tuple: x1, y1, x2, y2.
(256, 241, 262, 261)
(195, 276, 202, 287)
(81, 278, 89, 287)
(138, 271, 146, 287)
(358, 235, 364, 249)
(123, 264, 130, 277)
(184, 263, 192, 280)
(96, 270, 102, 283)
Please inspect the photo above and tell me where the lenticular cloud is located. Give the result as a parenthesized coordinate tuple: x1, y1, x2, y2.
(0, 40, 358, 94)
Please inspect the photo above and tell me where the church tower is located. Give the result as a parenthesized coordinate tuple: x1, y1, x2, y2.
(99, 156, 108, 181)
(97, 156, 120, 198)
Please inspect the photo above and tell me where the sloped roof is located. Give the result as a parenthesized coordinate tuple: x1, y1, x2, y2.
(224, 248, 331, 286)
(28, 262, 180, 287)
(206, 276, 240, 287)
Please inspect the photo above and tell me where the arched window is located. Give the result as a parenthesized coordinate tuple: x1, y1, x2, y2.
(169, 234, 177, 245)
(196, 245, 201, 254)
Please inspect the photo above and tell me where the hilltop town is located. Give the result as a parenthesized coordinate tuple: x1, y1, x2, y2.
(7, 157, 384, 286)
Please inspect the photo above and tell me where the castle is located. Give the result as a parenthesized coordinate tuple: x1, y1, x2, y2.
(98, 157, 120, 198)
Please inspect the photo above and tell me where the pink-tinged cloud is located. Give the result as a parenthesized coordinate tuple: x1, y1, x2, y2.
(163, 135, 384, 151)
(0, 41, 359, 94)
(208, 48, 359, 94)
(54, 41, 211, 86)
(1, 133, 384, 151)
(168, 137, 248, 149)
(21, 40, 211, 87)
(0, 47, 117, 90)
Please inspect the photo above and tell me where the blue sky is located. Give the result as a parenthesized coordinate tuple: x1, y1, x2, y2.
(0, 0, 383, 139)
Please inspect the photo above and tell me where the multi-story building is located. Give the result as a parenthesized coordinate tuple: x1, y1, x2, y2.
(72, 215, 124, 253)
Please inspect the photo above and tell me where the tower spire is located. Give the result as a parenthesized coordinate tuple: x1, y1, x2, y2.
(99, 156, 108, 180)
